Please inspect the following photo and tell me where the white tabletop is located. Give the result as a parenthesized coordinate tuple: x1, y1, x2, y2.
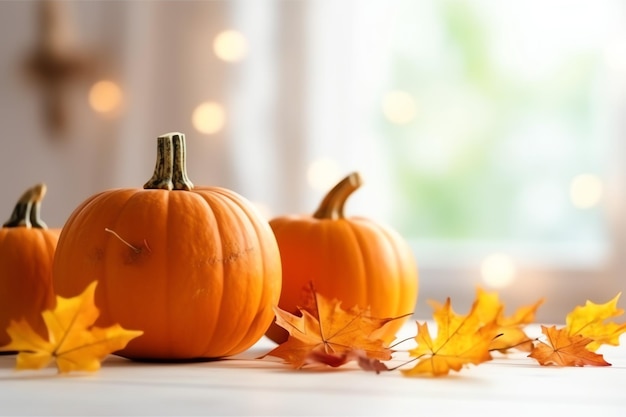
(1, 323, 625, 417)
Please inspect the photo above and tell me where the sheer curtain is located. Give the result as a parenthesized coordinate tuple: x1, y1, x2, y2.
(0, 1, 394, 220)
(112, 0, 337, 217)
(0, 1, 311, 224)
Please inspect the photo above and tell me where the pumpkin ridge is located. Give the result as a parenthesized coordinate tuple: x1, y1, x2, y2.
(106, 189, 171, 357)
(360, 222, 399, 316)
(24, 229, 56, 337)
(342, 221, 369, 311)
(211, 192, 277, 356)
(101, 192, 140, 256)
(183, 191, 224, 356)
(98, 191, 139, 328)
(222, 303, 274, 357)
(273, 218, 317, 313)
(320, 220, 358, 310)
(201, 191, 257, 355)
(162, 189, 175, 357)
(89, 190, 148, 329)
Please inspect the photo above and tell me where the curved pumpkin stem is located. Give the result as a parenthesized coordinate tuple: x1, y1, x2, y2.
(144, 132, 194, 191)
(313, 172, 362, 220)
(3, 183, 49, 229)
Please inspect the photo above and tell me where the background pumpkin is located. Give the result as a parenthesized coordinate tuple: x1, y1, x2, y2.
(0, 183, 58, 347)
(265, 172, 418, 344)
(52, 132, 282, 360)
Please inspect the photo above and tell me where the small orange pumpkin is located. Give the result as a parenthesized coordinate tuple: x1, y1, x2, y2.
(0, 184, 59, 347)
(52, 132, 282, 360)
(265, 172, 418, 344)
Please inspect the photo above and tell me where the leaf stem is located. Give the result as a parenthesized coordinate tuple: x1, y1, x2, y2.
(386, 355, 424, 371)
(390, 336, 417, 349)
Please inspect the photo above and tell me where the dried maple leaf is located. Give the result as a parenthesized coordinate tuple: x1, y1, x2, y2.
(0, 281, 142, 373)
(565, 292, 626, 351)
(263, 286, 398, 370)
(528, 325, 610, 367)
(402, 297, 499, 377)
(473, 288, 544, 352)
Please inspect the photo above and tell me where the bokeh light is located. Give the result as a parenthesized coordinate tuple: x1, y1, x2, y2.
(382, 90, 417, 124)
(88, 80, 123, 114)
(570, 174, 603, 209)
(481, 253, 517, 288)
(192, 102, 225, 135)
(213, 30, 248, 62)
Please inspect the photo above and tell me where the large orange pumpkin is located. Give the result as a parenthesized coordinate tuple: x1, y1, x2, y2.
(52, 132, 282, 360)
(265, 172, 418, 344)
(0, 183, 59, 347)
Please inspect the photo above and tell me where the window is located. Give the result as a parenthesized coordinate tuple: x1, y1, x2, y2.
(304, 0, 626, 320)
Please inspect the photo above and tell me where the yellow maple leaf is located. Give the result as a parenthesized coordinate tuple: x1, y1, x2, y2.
(402, 297, 499, 377)
(0, 281, 142, 373)
(473, 288, 544, 352)
(263, 286, 398, 369)
(430, 288, 544, 352)
(565, 292, 626, 351)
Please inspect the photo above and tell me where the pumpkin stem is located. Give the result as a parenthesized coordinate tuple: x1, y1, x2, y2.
(312, 172, 362, 220)
(172, 132, 194, 191)
(144, 132, 194, 191)
(3, 183, 49, 229)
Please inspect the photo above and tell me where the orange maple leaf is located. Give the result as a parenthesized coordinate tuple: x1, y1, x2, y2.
(263, 286, 399, 370)
(472, 288, 544, 352)
(565, 292, 626, 351)
(0, 281, 143, 373)
(402, 297, 499, 377)
(528, 325, 610, 367)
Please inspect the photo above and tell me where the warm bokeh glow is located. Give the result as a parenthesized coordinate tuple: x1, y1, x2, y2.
(382, 90, 417, 124)
(307, 158, 342, 191)
(481, 253, 517, 288)
(88, 80, 123, 113)
(570, 174, 603, 209)
(213, 30, 248, 62)
(192, 102, 225, 135)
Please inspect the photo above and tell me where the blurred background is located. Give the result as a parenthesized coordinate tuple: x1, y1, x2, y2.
(1, 0, 625, 322)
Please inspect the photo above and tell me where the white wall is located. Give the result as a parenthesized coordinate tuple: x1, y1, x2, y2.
(0, 1, 316, 228)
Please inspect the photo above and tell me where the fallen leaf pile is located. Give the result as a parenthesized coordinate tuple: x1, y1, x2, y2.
(2, 279, 625, 377)
(265, 285, 626, 377)
(0, 281, 142, 373)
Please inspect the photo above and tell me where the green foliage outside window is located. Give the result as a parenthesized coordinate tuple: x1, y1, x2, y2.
(378, 0, 611, 249)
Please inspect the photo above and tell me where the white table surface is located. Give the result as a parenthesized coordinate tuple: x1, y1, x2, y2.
(1, 323, 624, 417)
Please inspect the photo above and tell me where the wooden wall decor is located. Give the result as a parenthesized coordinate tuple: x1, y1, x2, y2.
(23, 0, 96, 138)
